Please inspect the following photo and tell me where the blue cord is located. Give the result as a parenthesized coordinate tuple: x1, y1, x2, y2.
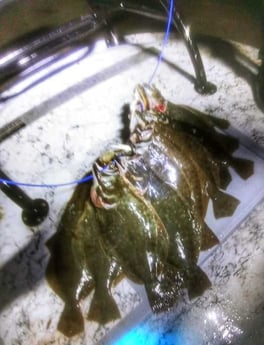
(0, 0, 174, 189)
(148, 0, 174, 84)
(0, 174, 94, 188)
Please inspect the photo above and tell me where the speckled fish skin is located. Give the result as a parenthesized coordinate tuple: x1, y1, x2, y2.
(125, 156, 211, 298)
(46, 174, 94, 337)
(129, 106, 219, 253)
(153, 122, 241, 219)
(129, 84, 253, 264)
(131, 84, 254, 185)
(125, 155, 218, 252)
(46, 173, 122, 336)
(71, 187, 121, 325)
(165, 104, 239, 154)
(126, 156, 205, 258)
(137, 111, 240, 218)
(132, 84, 231, 133)
(130, 108, 209, 233)
(145, 133, 194, 207)
(151, 132, 206, 219)
(163, 116, 253, 184)
(92, 154, 182, 312)
(46, 83, 255, 334)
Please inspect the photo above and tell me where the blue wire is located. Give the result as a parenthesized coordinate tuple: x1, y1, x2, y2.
(0, 0, 174, 189)
(148, 0, 174, 84)
(0, 174, 94, 188)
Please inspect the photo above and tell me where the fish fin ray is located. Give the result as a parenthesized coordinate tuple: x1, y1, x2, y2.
(57, 304, 84, 337)
(187, 266, 211, 300)
(212, 190, 240, 219)
(87, 290, 120, 324)
(231, 157, 254, 179)
(201, 223, 220, 251)
(146, 265, 183, 313)
(215, 133, 239, 153)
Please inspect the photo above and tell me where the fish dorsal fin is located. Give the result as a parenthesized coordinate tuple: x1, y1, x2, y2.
(201, 223, 220, 251)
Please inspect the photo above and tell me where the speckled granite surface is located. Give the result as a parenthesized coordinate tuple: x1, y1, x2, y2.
(0, 34, 264, 345)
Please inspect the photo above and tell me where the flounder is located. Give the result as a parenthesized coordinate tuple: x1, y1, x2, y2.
(46, 173, 121, 335)
(131, 83, 254, 187)
(91, 151, 183, 312)
(125, 156, 213, 299)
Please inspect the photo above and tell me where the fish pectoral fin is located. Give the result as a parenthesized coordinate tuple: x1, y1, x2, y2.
(215, 132, 239, 153)
(87, 290, 120, 324)
(201, 223, 220, 251)
(212, 189, 240, 219)
(187, 265, 211, 300)
(57, 304, 84, 337)
(231, 156, 254, 180)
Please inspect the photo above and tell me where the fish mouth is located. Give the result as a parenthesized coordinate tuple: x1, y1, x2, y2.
(91, 159, 118, 209)
(134, 83, 167, 114)
(92, 149, 132, 209)
(92, 146, 134, 184)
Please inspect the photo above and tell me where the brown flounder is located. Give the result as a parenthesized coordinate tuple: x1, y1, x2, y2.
(154, 122, 241, 219)
(125, 156, 212, 299)
(70, 192, 121, 325)
(91, 152, 183, 312)
(46, 173, 121, 336)
(46, 174, 94, 336)
(131, 84, 254, 187)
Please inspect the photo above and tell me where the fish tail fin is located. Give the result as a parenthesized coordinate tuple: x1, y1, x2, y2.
(57, 304, 84, 337)
(187, 265, 211, 300)
(212, 189, 240, 219)
(146, 282, 177, 313)
(146, 265, 183, 313)
(231, 157, 254, 179)
(201, 223, 220, 251)
(87, 290, 120, 324)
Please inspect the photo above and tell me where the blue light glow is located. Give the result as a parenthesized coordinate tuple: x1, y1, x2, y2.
(112, 324, 183, 345)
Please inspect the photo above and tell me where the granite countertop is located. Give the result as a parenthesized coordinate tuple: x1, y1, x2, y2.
(0, 34, 264, 345)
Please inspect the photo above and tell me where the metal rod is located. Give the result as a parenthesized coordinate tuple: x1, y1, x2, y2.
(0, 2, 216, 96)
(120, 1, 217, 94)
(0, 170, 49, 226)
(167, 4, 217, 94)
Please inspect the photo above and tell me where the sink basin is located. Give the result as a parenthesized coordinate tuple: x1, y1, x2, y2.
(0, 4, 264, 344)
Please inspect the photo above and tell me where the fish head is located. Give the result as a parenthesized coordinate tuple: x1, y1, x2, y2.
(129, 84, 168, 154)
(91, 148, 131, 208)
(131, 83, 167, 115)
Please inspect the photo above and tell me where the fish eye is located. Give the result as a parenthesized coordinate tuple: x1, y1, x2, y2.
(107, 160, 117, 171)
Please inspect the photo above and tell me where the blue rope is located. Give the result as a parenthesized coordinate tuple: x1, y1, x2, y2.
(0, 174, 94, 188)
(0, 0, 174, 189)
(148, 0, 174, 84)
